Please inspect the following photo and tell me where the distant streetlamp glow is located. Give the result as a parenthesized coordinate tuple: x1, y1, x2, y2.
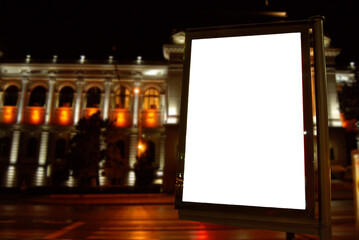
(80, 55, 85, 64)
(136, 56, 142, 64)
(137, 141, 146, 157)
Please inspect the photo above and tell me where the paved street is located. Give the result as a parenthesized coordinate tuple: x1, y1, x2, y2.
(0, 193, 356, 239)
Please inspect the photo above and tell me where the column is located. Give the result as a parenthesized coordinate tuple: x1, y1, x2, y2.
(103, 78, 112, 120)
(160, 94, 166, 125)
(125, 134, 138, 186)
(6, 129, 21, 187)
(9, 130, 21, 165)
(16, 76, 29, 124)
(33, 130, 49, 186)
(133, 93, 139, 127)
(74, 77, 84, 124)
(132, 79, 141, 127)
(157, 134, 165, 183)
(6, 77, 29, 187)
(44, 77, 55, 124)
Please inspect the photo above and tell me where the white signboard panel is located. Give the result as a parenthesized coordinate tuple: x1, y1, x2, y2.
(182, 32, 306, 210)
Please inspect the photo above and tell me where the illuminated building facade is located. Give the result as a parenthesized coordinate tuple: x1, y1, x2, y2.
(0, 38, 183, 190)
(0, 31, 354, 190)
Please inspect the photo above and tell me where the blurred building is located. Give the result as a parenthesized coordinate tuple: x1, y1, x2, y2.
(320, 36, 356, 177)
(0, 48, 182, 191)
(0, 31, 355, 190)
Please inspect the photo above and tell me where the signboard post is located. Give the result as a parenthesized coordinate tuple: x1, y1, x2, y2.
(176, 16, 331, 239)
(352, 149, 359, 240)
(311, 16, 332, 240)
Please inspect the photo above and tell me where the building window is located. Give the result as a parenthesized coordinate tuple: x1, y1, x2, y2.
(143, 88, 160, 110)
(86, 87, 101, 108)
(26, 137, 38, 158)
(0, 136, 10, 158)
(115, 86, 130, 109)
(29, 86, 46, 106)
(55, 138, 66, 159)
(4, 86, 19, 106)
(59, 87, 74, 107)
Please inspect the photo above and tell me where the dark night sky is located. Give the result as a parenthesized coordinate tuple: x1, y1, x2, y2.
(0, 0, 358, 66)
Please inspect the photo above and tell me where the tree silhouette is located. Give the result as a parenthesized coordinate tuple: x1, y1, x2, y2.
(337, 69, 359, 165)
(338, 69, 359, 132)
(66, 111, 109, 187)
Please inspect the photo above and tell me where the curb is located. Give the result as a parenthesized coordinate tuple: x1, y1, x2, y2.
(20, 193, 175, 205)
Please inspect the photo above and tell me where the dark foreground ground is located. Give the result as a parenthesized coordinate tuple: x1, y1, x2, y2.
(0, 179, 356, 239)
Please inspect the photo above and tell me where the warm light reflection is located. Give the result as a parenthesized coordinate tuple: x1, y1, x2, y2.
(138, 142, 145, 151)
(116, 112, 125, 126)
(340, 113, 357, 132)
(85, 108, 100, 118)
(142, 109, 161, 128)
(112, 109, 132, 127)
(27, 107, 45, 125)
(55, 107, 73, 126)
(32, 109, 41, 122)
(146, 111, 155, 125)
(88, 108, 99, 116)
(60, 110, 69, 123)
(137, 141, 146, 157)
(2, 106, 17, 124)
(134, 88, 140, 94)
(195, 229, 210, 240)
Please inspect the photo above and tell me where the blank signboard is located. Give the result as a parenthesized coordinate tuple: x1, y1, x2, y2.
(179, 26, 314, 214)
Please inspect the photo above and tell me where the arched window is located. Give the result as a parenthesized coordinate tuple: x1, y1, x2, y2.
(29, 86, 46, 106)
(4, 86, 19, 106)
(86, 87, 101, 108)
(143, 88, 160, 110)
(59, 87, 74, 107)
(26, 137, 38, 158)
(116, 140, 125, 158)
(0, 136, 10, 158)
(115, 86, 130, 109)
(54, 138, 66, 159)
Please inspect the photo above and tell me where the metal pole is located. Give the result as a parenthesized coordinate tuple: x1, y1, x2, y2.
(311, 16, 332, 240)
(352, 150, 359, 240)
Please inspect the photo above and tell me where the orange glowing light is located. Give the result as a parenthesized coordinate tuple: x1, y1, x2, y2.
(143, 109, 159, 128)
(116, 112, 125, 126)
(59, 110, 69, 124)
(146, 112, 155, 124)
(134, 88, 140, 94)
(31, 109, 41, 124)
(137, 142, 146, 156)
(87, 108, 99, 118)
(3, 106, 16, 124)
(55, 107, 73, 126)
(195, 230, 209, 240)
(112, 109, 131, 128)
(340, 113, 357, 132)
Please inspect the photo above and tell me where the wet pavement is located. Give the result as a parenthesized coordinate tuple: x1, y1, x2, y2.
(0, 190, 356, 239)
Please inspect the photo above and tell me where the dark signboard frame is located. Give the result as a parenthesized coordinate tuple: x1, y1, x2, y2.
(175, 17, 331, 238)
